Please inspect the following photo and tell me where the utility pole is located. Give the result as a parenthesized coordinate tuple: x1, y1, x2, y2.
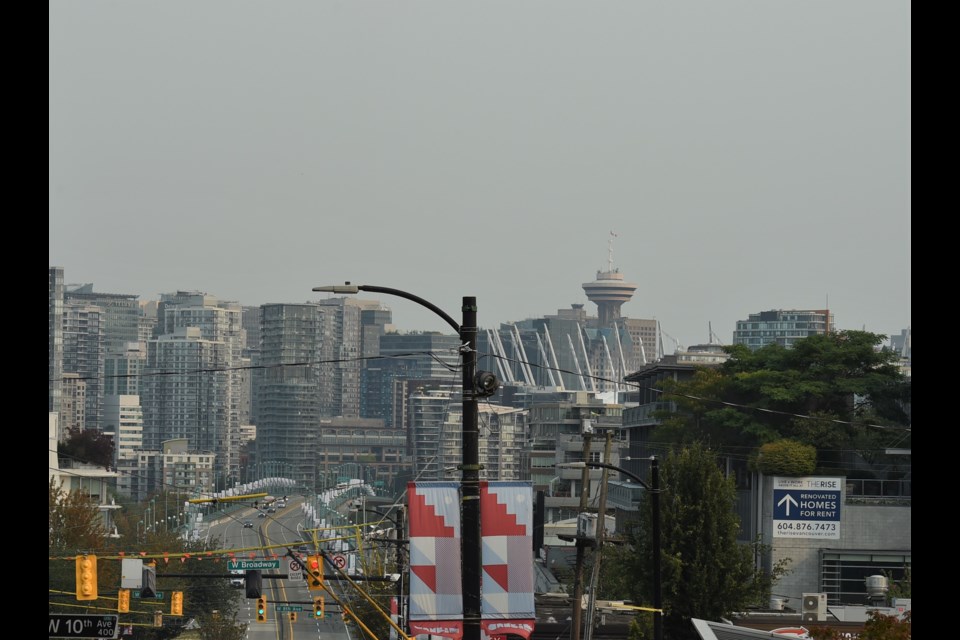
(570, 431, 593, 640)
(584, 431, 613, 640)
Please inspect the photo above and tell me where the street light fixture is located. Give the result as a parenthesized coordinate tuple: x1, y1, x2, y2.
(557, 458, 662, 640)
(313, 282, 488, 640)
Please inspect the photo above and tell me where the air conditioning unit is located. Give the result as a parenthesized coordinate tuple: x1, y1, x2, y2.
(801, 593, 827, 622)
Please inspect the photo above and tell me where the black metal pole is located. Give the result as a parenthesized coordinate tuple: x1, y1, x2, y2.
(312, 284, 482, 639)
(395, 505, 406, 635)
(651, 457, 662, 640)
(461, 296, 482, 640)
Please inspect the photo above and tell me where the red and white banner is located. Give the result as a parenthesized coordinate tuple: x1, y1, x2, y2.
(481, 481, 535, 640)
(407, 481, 535, 640)
(408, 482, 463, 639)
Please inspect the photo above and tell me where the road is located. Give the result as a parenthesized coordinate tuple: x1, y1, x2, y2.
(210, 497, 356, 640)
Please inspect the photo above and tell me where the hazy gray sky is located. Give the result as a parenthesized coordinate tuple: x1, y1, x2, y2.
(49, 2, 910, 348)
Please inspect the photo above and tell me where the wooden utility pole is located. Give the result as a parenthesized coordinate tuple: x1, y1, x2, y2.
(584, 431, 613, 640)
(570, 432, 592, 640)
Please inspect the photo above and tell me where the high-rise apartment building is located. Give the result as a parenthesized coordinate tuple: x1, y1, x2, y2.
(732, 308, 835, 351)
(65, 285, 140, 351)
(361, 332, 460, 426)
(103, 342, 145, 397)
(316, 297, 377, 418)
(104, 394, 144, 465)
(59, 284, 142, 435)
(408, 388, 461, 480)
(256, 303, 324, 489)
(59, 373, 86, 434)
(62, 302, 105, 432)
(142, 292, 243, 488)
(49, 267, 64, 425)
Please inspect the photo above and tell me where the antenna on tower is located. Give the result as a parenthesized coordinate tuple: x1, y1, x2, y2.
(608, 230, 618, 272)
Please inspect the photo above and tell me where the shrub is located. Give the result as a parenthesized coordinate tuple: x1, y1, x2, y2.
(753, 439, 817, 475)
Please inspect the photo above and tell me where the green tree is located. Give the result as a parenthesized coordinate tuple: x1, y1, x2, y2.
(887, 565, 911, 599)
(58, 426, 116, 469)
(654, 331, 910, 474)
(49, 476, 106, 551)
(753, 439, 817, 475)
(605, 444, 784, 640)
(49, 476, 117, 608)
(197, 611, 248, 640)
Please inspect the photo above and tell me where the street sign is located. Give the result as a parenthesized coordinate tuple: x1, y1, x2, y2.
(276, 605, 304, 612)
(228, 559, 281, 571)
(331, 553, 347, 569)
(133, 590, 164, 599)
(287, 558, 303, 582)
(49, 614, 119, 639)
(773, 476, 842, 539)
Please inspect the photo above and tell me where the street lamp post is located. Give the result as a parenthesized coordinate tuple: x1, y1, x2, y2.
(558, 458, 662, 640)
(314, 283, 490, 640)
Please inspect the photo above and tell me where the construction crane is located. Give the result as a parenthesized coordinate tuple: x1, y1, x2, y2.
(657, 321, 683, 356)
(708, 322, 726, 346)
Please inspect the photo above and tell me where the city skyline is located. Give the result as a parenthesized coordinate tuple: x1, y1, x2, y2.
(53, 264, 908, 349)
(50, 2, 910, 349)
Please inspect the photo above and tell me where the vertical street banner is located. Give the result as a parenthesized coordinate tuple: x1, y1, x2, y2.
(480, 481, 536, 640)
(407, 482, 464, 639)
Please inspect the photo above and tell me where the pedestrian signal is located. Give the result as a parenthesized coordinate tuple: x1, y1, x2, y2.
(75, 554, 98, 600)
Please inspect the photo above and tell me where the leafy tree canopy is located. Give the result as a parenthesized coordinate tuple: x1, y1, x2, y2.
(652, 331, 910, 474)
(58, 426, 116, 469)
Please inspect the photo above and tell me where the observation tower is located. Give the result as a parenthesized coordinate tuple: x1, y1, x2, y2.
(582, 233, 637, 326)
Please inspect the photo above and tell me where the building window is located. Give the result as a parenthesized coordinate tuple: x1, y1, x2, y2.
(820, 550, 911, 606)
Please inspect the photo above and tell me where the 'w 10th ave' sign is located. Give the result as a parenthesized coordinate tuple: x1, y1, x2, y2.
(773, 476, 842, 540)
(49, 614, 118, 639)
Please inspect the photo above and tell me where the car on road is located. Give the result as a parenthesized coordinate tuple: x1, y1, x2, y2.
(243, 521, 254, 528)
(257, 511, 267, 518)
(267, 507, 276, 513)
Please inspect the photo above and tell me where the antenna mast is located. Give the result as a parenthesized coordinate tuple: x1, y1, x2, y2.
(608, 230, 618, 271)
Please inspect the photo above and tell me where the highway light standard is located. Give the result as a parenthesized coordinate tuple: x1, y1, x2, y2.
(313, 283, 494, 640)
(558, 458, 662, 640)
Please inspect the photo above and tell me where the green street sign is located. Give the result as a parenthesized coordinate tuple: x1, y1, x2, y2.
(132, 590, 164, 599)
(227, 560, 281, 571)
(275, 605, 303, 612)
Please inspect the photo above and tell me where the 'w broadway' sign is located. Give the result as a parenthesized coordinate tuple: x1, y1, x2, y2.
(773, 476, 842, 540)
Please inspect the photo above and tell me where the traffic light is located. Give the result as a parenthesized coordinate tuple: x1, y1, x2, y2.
(307, 555, 324, 590)
(313, 595, 325, 618)
(75, 554, 98, 600)
(141, 563, 157, 599)
(117, 588, 130, 613)
(256, 596, 267, 622)
(170, 591, 183, 616)
(245, 569, 262, 599)
(289, 612, 297, 622)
